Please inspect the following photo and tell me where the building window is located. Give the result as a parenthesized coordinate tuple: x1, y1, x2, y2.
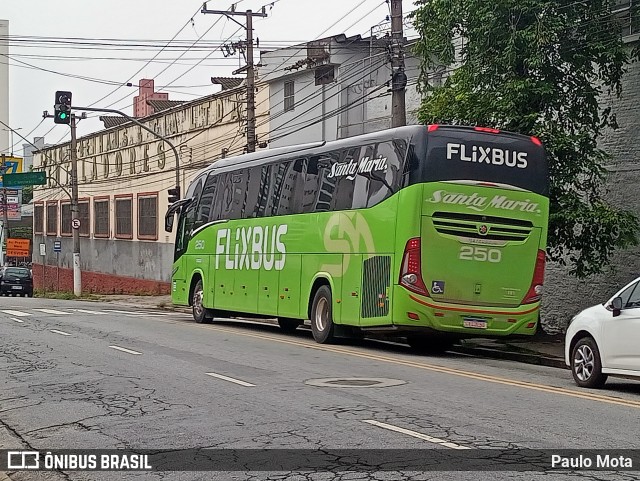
(315, 65, 335, 85)
(137, 194, 158, 240)
(61, 202, 72, 236)
(79, 201, 90, 236)
(614, 0, 639, 37)
(115, 196, 133, 239)
(284, 80, 295, 112)
(34, 204, 44, 234)
(46, 202, 58, 236)
(94, 198, 110, 238)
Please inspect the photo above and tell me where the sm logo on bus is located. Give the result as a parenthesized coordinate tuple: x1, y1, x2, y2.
(321, 212, 375, 277)
(215, 225, 288, 271)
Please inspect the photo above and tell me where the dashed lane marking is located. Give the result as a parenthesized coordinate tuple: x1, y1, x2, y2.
(1, 310, 31, 317)
(33, 309, 70, 315)
(363, 420, 471, 449)
(73, 309, 108, 315)
(108, 345, 142, 355)
(10, 317, 24, 323)
(50, 329, 71, 336)
(205, 372, 255, 387)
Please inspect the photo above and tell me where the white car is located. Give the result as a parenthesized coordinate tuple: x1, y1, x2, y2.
(565, 276, 640, 388)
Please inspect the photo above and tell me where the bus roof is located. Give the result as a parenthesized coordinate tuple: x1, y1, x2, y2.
(192, 124, 546, 182)
(194, 125, 428, 177)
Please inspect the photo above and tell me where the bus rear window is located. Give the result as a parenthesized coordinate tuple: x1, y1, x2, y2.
(419, 128, 549, 196)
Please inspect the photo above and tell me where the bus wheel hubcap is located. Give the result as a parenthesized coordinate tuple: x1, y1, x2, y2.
(315, 298, 328, 332)
(574, 345, 594, 381)
(194, 288, 203, 317)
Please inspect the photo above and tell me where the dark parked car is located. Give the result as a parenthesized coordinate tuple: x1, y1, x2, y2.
(0, 267, 33, 297)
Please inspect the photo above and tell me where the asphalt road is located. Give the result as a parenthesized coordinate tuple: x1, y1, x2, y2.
(1, 297, 640, 481)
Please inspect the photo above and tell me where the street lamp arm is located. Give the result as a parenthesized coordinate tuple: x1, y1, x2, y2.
(70, 106, 181, 192)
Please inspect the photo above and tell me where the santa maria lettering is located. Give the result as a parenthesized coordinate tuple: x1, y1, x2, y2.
(215, 225, 288, 271)
(426, 190, 541, 214)
(327, 156, 388, 181)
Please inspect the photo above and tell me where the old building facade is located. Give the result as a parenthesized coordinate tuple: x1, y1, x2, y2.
(32, 82, 269, 294)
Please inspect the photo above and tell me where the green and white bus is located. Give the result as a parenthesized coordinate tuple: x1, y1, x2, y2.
(166, 125, 549, 350)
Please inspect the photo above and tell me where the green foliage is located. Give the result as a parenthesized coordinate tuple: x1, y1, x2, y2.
(22, 185, 33, 204)
(34, 289, 100, 300)
(412, 0, 640, 277)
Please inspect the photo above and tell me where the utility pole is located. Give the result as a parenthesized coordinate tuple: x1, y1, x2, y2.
(390, 0, 407, 128)
(201, 4, 268, 153)
(70, 114, 81, 297)
(0, 154, 8, 267)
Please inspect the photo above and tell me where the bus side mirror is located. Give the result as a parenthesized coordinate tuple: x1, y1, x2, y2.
(165, 215, 174, 233)
(611, 296, 623, 317)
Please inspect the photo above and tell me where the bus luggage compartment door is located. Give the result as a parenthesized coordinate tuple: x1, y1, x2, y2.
(422, 212, 541, 307)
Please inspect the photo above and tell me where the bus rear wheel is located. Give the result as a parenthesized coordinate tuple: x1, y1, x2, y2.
(192, 279, 213, 324)
(310, 285, 335, 344)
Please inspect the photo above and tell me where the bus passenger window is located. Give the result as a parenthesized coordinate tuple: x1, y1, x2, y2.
(367, 140, 405, 207)
(243, 167, 262, 218)
(282, 159, 305, 215)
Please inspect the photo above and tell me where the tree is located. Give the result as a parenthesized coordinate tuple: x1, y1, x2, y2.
(412, 0, 639, 277)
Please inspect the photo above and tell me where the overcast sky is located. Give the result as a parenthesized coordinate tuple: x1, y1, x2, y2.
(1, 0, 401, 154)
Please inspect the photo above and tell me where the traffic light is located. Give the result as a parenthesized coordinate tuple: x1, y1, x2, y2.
(168, 186, 180, 204)
(54, 90, 72, 124)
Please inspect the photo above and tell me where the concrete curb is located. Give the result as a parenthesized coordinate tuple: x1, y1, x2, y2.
(451, 344, 567, 369)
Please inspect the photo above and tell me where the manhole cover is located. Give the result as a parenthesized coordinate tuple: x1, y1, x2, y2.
(305, 377, 406, 388)
(325, 379, 381, 386)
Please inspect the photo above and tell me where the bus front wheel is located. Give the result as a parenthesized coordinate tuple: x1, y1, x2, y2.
(192, 279, 213, 324)
(310, 286, 335, 344)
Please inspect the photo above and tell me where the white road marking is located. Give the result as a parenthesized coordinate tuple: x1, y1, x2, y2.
(50, 329, 71, 336)
(103, 309, 165, 317)
(108, 345, 142, 355)
(205, 372, 255, 387)
(73, 309, 107, 315)
(33, 309, 70, 315)
(363, 420, 471, 450)
(1, 310, 31, 317)
(10, 317, 24, 323)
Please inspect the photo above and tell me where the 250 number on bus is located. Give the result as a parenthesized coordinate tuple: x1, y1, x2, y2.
(458, 246, 502, 263)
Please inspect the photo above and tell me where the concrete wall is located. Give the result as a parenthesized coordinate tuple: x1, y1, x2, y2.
(541, 43, 640, 333)
(32, 235, 173, 294)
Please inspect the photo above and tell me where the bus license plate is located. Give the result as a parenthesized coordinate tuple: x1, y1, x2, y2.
(463, 318, 487, 329)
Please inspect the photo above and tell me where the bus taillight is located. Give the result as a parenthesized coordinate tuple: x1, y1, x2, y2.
(530, 136, 542, 146)
(522, 250, 546, 304)
(474, 126, 500, 134)
(400, 237, 429, 296)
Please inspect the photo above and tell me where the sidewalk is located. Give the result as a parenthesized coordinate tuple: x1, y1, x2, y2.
(92, 294, 567, 369)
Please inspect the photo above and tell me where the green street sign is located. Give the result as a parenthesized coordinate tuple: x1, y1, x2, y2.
(3, 171, 47, 187)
